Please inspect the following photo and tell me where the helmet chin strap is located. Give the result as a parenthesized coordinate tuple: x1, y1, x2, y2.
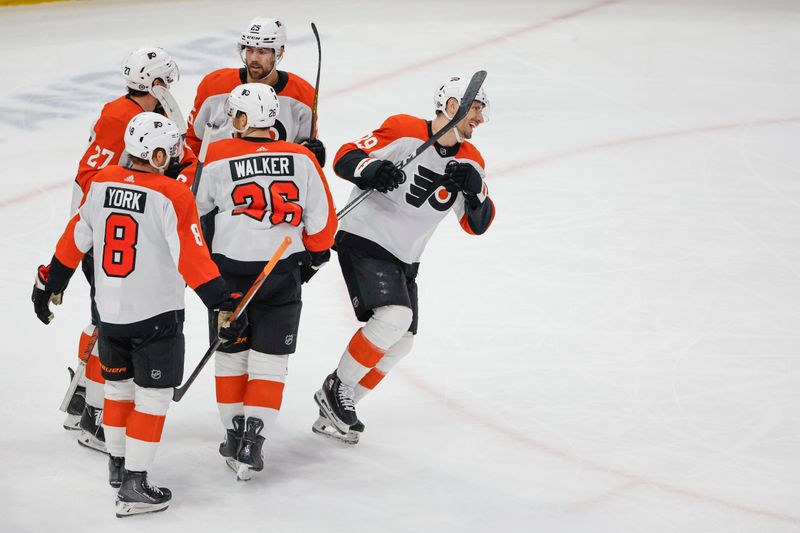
(442, 110, 464, 143)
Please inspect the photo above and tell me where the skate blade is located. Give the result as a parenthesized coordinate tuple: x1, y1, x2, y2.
(313, 391, 352, 435)
(115, 500, 170, 517)
(77, 431, 107, 453)
(63, 414, 81, 431)
(312, 417, 359, 445)
(236, 462, 255, 481)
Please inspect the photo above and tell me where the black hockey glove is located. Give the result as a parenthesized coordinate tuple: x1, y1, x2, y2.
(300, 249, 331, 284)
(303, 138, 326, 168)
(361, 160, 405, 193)
(443, 161, 483, 197)
(164, 159, 190, 179)
(31, 264, 63, 325)
(217, 292, 249, 345)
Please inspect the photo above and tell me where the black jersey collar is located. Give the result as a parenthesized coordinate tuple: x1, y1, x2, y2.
(427, 120, 460, 157)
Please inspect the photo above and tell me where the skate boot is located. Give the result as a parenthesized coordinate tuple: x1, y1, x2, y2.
(63, 367, 86, 431)
(115, 470, 171, 517)
(108, 456, 125, 488)
(77, 404, 106, 453)
(219, 415, 245, 458)
(314, 372, 357, 434)
(312, 409, 364, 445)
(235, 417, 265, 481)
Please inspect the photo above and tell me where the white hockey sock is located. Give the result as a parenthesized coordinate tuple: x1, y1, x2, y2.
(124, 386, 171, 472)
(354, 332, 414, 403)
(84, 333, 105, 408)
(336, 305, 412, 387)
(215, 351, 248, 430)
(103, 379, 134, 458)
(243, 350, 289, 433)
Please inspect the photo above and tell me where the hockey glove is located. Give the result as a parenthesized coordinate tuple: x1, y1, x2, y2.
(217, 292, 248, 345)
(361, 160, 406, 193)
(164, 159, 190, 179)
(303, 138, 327, 168)
(300, 249, 331, 284)
(32, 264, 63, 325)
(443, 161, 483, 196)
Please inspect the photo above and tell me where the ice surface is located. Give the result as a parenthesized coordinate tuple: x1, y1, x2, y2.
(1, 0, 799, 531)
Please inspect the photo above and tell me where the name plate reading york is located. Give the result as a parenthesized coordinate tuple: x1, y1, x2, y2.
(104, 186, 147, 214)
(230, 155, 294, 181)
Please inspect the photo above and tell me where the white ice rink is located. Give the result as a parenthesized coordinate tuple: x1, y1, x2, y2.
(1, 0, 799, 531)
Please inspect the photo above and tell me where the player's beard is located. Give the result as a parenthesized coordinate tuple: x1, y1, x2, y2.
(247, 62, 271, 81)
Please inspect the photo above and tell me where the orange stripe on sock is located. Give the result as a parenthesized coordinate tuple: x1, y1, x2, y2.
(77, 328, 96, 362)
(216, 374, 249, 404)
(243, 379, 285, 410)
(126, 410, 166, 443)
(359, 368, 386, 390)
(85, 354, 105, 384)
(103, 398, 134, 428)
(348, 329, 385, 368)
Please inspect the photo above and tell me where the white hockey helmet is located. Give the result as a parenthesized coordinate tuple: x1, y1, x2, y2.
(122, 47, 180, 93)
(433, 75, 490, 122)
(239, 18, 287, 60)
(124, 112, 183, 169)
(225, 83, 280, 132)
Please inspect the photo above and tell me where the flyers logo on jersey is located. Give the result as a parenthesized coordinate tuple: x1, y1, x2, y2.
(104, 186, 147, 214)
(405, 166, 457, 212)
(229, 155, 295, 182)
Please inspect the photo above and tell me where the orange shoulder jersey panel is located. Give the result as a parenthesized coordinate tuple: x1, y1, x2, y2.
(455, 141, 486, 171)
(186, 68, 242, 153)
(280, 71, 315, 108)
(333, 114, 428, 170)
(74, 96, 143, 192)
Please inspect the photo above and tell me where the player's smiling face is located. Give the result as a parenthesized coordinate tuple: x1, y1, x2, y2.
(456, 101, 486, 140)
(243, 46, 276, 79)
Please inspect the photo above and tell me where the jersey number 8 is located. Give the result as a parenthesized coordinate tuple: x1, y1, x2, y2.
(102, 213, 138, 278)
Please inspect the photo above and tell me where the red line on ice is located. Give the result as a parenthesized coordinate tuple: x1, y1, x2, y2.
(399, 369, 800, 525)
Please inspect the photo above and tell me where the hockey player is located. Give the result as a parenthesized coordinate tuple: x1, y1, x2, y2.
(195, 83, 337, 479)
(186, 17, 325, 167)
(62, 46, 197, 454)
(312, 75, 495, 444)
(33, 113, 241, 517)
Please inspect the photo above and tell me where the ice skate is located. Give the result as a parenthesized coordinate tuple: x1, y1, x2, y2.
(77, 404, 106, 453)
(235, 417, 264, 481)
(115, 470, 171, 517)
(314, 372, 358, 434)
(108, 456, 124, 488)
(62, 367, 86, 431)
(219, 415, 245, 458)
(312, 409, 364, 445)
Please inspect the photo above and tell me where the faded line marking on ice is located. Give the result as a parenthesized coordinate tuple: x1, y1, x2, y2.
(399, 368, 800, 525)
(327, 0, 622, 98)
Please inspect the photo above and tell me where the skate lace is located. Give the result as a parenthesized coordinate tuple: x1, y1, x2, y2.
(142, 478, 163, 497)
(337, 382, 356, 411)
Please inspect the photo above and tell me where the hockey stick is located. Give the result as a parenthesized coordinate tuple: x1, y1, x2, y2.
(308, 22, 321, 140)
(58, 329, 97, 412)
(151, 85, 187, 135)
(173, 236, 292, 402)
(190, 122, 214, 196)
(336, 70, 488, 220)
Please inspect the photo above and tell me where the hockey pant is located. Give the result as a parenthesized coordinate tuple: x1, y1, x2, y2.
(335, 305, 415, 401)
(103, 380, 171, 472)
(215, 350, 288, 433)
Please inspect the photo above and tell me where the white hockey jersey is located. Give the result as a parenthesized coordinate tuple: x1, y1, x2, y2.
(53, 166, 225, 330)
(195, 137, 337, 272)
(334, 114, 495, 265)
(186, 69, 315, 155)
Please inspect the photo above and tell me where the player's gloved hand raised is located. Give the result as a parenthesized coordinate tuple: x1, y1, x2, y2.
(217, 292, 248, 345)
(362, 160, 405, 193)
(164, 159, 190, 179)
(300, 249, 331, 284)
(302, 138, 326, 167)
(443, 160, 483, 197)
(31, 264, 63, 325)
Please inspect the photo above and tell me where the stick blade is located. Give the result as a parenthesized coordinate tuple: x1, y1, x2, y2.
(455, 70, 488, 121)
